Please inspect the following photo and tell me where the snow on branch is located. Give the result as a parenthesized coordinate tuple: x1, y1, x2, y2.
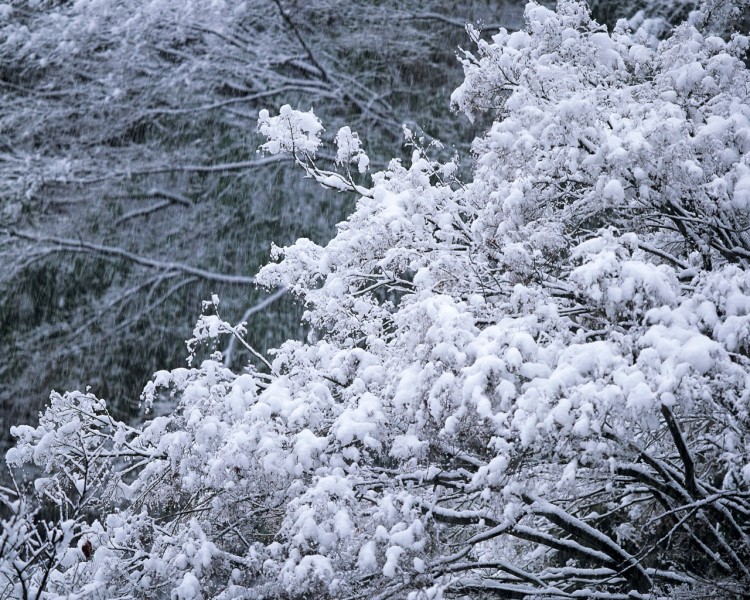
(9, 230, 257, 285)
(258, 105, 374, 197)
(3, 1, 750, 598)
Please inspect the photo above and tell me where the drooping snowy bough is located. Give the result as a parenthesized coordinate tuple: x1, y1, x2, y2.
(3, 1, 750, 598)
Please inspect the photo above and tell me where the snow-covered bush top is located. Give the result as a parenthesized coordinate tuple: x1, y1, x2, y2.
(3, 2, 750, 598)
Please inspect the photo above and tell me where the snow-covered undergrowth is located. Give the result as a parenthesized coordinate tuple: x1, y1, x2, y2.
(2, 1, 750, 598)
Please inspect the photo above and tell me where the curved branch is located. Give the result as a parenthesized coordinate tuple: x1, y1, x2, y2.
(9, 230, 256, 286)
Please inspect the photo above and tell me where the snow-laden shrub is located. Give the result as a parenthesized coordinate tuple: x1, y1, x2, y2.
(3, 1, 750, 598)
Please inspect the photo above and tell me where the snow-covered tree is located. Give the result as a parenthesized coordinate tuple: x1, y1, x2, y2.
(0, 0, 515, 454)
(3, 0, 750, 598)
(589, 0, 750, 40)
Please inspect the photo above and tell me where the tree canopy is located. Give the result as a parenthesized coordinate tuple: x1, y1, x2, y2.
(2, 0, 750, 598)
